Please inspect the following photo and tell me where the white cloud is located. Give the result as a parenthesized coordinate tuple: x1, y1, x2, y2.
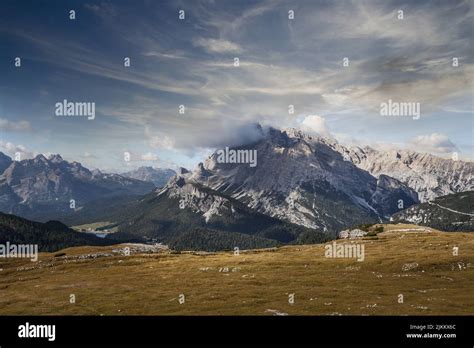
(146, 130, 175, 150)
(409, 133, 457, 154)
(0, 118, 32, 132)
(81, 152, 99, 159)
(0, 140, 35, 159)
(141, 152, 159, 161)
(3, 1, 472, 166)
(84, 3, 117, 17)
(193, 38, 242, 53)
(143, 51, 187, 60)
(300, 115, 332, 138)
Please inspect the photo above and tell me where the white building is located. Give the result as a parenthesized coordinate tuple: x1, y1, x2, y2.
(338, 229, 367, 239)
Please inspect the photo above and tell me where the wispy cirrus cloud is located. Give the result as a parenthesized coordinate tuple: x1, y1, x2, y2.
(193, 37, 242, 53)
(0, 118, 32, 132)
(409, 133, 458, 155)
(0, 0, 471, 170)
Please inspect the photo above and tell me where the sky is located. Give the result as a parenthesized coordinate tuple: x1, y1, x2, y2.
(0, 0, 472, 172)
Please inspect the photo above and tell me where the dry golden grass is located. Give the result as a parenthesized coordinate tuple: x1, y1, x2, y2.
(0, 224, 472, 315)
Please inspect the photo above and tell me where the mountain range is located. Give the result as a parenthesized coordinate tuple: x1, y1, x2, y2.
(0, 154, 154, 222)
(0, 125, 472, 250)
(121, 167, 176, 187)
(334, 144, 473, 202)
(101, 126, 473, 249)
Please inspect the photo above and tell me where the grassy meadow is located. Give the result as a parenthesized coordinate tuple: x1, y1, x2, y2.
(0, 224, 472, 315)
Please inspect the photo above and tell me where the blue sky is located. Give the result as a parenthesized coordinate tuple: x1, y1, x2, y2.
(0, 0, 472, 171)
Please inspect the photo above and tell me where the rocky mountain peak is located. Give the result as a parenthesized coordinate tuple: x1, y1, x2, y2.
(91, 169, 102, 177)
(34, 154, 48, 164)
(122, 166, 176, 187)
(184, 127, 419, 231)
(48, 154, 64, 163)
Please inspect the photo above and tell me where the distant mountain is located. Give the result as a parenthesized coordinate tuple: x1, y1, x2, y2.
(122, 167, 176, 187)
(331, 145, 473, 202)
(109, 171, 330, 250)
(0, 212, 114, 252)
(0, 153, 154, 222)
(391, 191, 474, 231)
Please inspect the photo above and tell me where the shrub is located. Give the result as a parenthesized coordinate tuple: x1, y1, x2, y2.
(353, 223, 374, 232)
